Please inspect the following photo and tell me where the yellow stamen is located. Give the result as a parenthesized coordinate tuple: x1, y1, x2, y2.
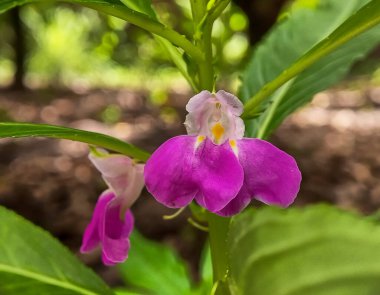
(211, 122, 225, 143)
(195, 135, 205, 148)
(187, 217, 209, 232)
(229, 139, 238, 156)
(163, 207, 186, 220)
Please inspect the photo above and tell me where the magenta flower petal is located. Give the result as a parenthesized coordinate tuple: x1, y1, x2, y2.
(145, 90, 302, 216)
(80, 191, 113, 253)
(238, 138, 301, 207)
(216, 185, 252, 217)
(80, 190, 134, 266)
(101, 204, 134, 265)
(144, 135, 198, 208)
(144, 136, 244, 212)
(194, 139, 244, 212)
(89, 151, 144, 208)
(101, 252, 115, 266)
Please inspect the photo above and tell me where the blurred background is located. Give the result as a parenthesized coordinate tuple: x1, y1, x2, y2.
(0, 0, 380, 286)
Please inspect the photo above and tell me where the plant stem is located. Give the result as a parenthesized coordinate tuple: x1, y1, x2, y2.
(195, 0, 231, 91)
(198, 22, 214, 91)
(190, 0, 206, 24)
(208, 213, 231, 295)
(191, 0, 214, 91)
(189, 1, 232, 293)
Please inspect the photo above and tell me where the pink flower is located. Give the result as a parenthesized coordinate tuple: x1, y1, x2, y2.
(144, 90, 301, 216)
(81, 150, 144, 265)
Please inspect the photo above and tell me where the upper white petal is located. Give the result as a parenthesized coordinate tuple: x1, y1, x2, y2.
(216, 90, 243, 116)
(186, 90, 212, 113)
(184, 90, 246, 144)
(184, 113, 198, 135)
(89, 149, 145, 214)
(89, 151, 133, 178)
(234, 117, 245, 139)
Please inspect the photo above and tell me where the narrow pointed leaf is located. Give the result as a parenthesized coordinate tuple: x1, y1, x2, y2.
(0, 122, 149, 161)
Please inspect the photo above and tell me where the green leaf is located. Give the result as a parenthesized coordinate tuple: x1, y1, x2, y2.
(228, 205, 380, 295)
(0, 122, 150, 161)
(120, 0, 155, 17)
(200, 243, 212, 284)
(0, 0, 126, 15)
(114, 289, 144, 295)
(240, 0, 380, 138)
(0, 206, 112, 295)
(192, 243, 213, 295)
(119, 231, 193, 295)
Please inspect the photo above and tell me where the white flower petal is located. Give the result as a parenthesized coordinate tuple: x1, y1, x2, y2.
(216, 90, 243, 116)
(89, 149, 144, 209)
(186, 90, 212, 113)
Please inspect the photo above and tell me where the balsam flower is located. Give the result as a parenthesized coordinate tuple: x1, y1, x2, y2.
(144, 90, 301, 216)
(81, 150, 144, 265)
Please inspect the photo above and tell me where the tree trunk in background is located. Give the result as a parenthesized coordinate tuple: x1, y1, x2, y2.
(10, 7, 25, 90)
(233, 0, 288, 45)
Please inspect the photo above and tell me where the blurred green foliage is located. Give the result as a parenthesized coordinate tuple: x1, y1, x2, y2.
(118, 231, 212, 295)
(0, 1, 250, 91)
(1, 1, 376, 93)
(229, 205, 380, 295)
(101, 104, 122, 123)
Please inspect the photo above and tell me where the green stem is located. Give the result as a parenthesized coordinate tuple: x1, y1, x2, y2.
(189, 2, 232, 294)
(198, 22, 214, 91)
(190, 0, 207, 24)
(207, 0, 231, 24)
(208, 213, 231, 295)
(191, 0, 213, 91)
(196, 0, 231, 91)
